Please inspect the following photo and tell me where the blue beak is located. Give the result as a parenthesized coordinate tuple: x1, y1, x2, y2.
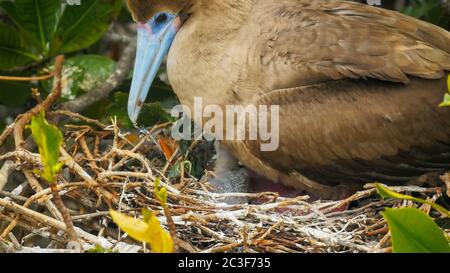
(128, 13, 181, 124)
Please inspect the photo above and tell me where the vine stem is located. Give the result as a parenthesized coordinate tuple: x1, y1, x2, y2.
(49, 183, 78, 243)
(162, 205, 179, 252)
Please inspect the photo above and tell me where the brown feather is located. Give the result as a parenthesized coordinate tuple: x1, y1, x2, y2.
(129, 0, 450, 198)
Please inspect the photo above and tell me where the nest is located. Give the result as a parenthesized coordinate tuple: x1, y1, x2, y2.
(0, 108, 447, 253)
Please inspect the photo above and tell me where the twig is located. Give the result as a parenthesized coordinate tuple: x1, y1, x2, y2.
(52, 110, 107, 129)
(161, 199, 178, 252)
(0, 150, 41, 163)
(201, 242, 243, 253)
(0, 191, 28, 202)
(0, 237, 14, 253)
(0, 161, 15, 192)
(440, 172, 450, 198)
(195, 224, 236, 244)
(0, 73, 54, 82)
(1, 170, 63, 239)
(0, 214, 65, 243)
(16, 247, 79, 253)
(0, 198, 113, 249)
(98, 171, 180, 195)
(49, 183, 78, 243)
(321, 189, 377, 214)
(367, 227, 389, 237)
(77, 136, 100, 171)
(254, 220, 284, 243)
(13, 55, 64, 149)
(60, 148, 121, 208)
(0, 123, 14, 147)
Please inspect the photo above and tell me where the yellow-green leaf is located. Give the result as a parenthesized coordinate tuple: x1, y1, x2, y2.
(154, 178, 168, 207)
(109, 209, 173, 253)
(142, 208, 153, 223)
(375, 183, 450, 217)
(447, 74, 450, 93)
(440, 93, 450, 107)
(27, 111, 63, 183)
(382, 208, 450, 253)
(441, 75, 450, 107)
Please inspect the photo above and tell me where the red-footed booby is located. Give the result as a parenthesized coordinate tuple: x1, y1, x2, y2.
(126, 0, 450, 200)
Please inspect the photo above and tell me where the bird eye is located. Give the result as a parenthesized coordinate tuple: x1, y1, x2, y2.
(155, 13, 168, 24)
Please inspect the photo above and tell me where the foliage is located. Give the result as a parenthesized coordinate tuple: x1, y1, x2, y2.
(154, 177, 168, 207)
(402, 0, 450, 28)
(87, 244, 116, 253)
(0, 0, 126, 120)
(0, 0, 122, 70)
(42, 55, 116, 100)
(440, 75, 450, 107)
(27, 111, 63, 183)
(442, 93, 450, 107)
(109, 179, 173, 253)
(168, 160, 192, 179)
(109, 209, 173, 253)
(376, 184, 450, 253)
(382, 208, 450, 253)
(376, 183, 450, 217)
(0, 21, 38, 69)
(105, 91, 175, 128)
(0, 79, 34, 106)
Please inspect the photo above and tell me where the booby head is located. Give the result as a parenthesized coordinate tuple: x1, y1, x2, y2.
(126, 0, 191, 124)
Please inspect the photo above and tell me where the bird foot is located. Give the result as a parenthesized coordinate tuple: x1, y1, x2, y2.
(250, 170, 355, 201)
(208, 168, 250, 204)
(207, 167, 356, 206)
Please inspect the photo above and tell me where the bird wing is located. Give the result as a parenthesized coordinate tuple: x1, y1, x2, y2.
(237, 78, 450, 187)
(226, 0, 450, 187)
(242, 0, 450, 91)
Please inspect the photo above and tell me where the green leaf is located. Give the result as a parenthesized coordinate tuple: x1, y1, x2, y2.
(154, 178, 168, 207)
(376, 183, 450, 217)
(0, 80, 33, 107)
(0, 23, 38, 70)
(27, 111, 64, 183)
(14, 0, 61, 54)
(41, 55, 116, 100)
(382, 208, 450, 253)
(0, 0, 40, 51)
(106, 92, 174, 128)
(51, 0, 122, 55)
(440, 93, 450, 107)
(401, 0, 449, 28)
(168, 162, 182, 179)
(142, 208, 153, 223)
(447, 74, 450, 93)
(87, 245, 115, 253)
(440, 75, 450, 107)
(167, 161, 193, 179)
(109, 209, 173, 253)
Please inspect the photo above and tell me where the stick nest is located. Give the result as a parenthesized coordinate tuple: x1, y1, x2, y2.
(0, 110, 448, 253)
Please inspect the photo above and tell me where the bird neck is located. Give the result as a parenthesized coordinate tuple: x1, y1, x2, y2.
(185, 0, 253, 35)
(167, 0, 254, 109)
